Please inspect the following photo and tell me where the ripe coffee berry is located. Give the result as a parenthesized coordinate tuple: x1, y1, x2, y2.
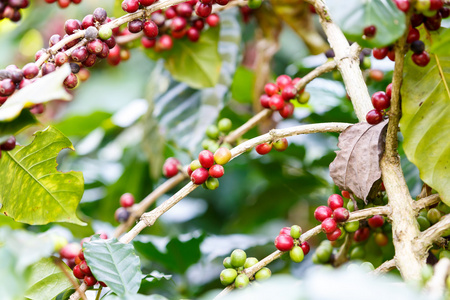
(195, 3, 212, 18)
(42, 63, 56, 76)
(300, 241, 310, 255)
(264, 83, 279, 96)
(79, 261, 92, 276)
(63, 73, 78, 89)
(274, 234, 294, 251)
(93, 7, 107, 23)
(371, 91, 390, 110)
(326, 228, 342, 241)
(354, 227, 370, 242)
(115, 207, 130, 223)
(65, 19, 81, 35)
(341, 190, 350, 199)
(209, 164, 224, 178)
(407, 28, 420, 44)
(120, 193, 135, 208)
(84, 275, 97, 286)
(73, 265, 85, 279)
(206, 14, 220, 27)
(321, 218, 337, 234)
(122, 0, 139, 13)
(22, 63, 39, 79)
(191, 167, 209, 184)
(368, 215, 384, 228)
(363, 25, 376, 37)
(259, 94, 270, 108)
(60, 243, 81, 259)
(394, 0, 410, 12)
(255, 142, 272, 155)
(410, 40, 425, 54)
(163, 157, 180, 178)
(412, 51, 430, 67)
(314, 206, 333, 222)
(128, 19, 144, 33)
(333, 207, 350, 222)
(366, 109, 383, 125)
(198, 150, 215, 168)
(276, 75, 292, 89)
(187, 28, 200, 42)
(269, 94, 284, 110)
(281, 85, 297, 101)
(279, 102, 294, 118)
(143, 20, 159, 38)
(386, 83, 392, 99)
(279, 227, 291, 236)
(373, 47, 388, 60)
(1, 136, 16, 151)
(328, 194, 344, 210)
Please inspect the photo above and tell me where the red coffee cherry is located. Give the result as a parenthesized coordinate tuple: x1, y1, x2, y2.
(191, 167, 209, 184)
(368, 215, 385, 228)
(209, 164, 224, 178)
(326, 228, 342, 241)
(327, 194, 344, 210)
(321, 217, 337, 234)
(300, 241, 310, 255)
(314, 205, 332, 222)
(274, 234, 294, 251)
(333, 207, 350, 223)
(366, 109, 383, 125)
(120, 193, 135, 208)
(255, 143, 272, 155)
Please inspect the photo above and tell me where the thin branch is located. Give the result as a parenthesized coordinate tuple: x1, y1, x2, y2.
(333, 233, 352, 267)
(372, 259, 396, 276)
(214, 205, 391, 298)
(223, 109, 272, 144)
(293, 59, 337, 92)
(95, 286, 103, 300)
(53, 257, 88, 300)
(413, 194, 441, 213)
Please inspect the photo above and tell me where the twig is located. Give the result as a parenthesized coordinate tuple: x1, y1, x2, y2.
(333, 233, 352, 267)
(413, 194, 441, 212)
(223, 109, 272, 144)
(293, 59, 337, 92)
(214, 205, 391, 298)
(53, 257, 88, 300)
(95, 286, 103, 300)
(425, 258, 450, 299)
(372, 259, 396, 275)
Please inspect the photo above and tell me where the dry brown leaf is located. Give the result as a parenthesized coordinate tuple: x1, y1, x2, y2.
(329, 120, 388, 203)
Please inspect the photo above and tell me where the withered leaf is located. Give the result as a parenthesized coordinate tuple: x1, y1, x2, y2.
(329, 120, 388, 203)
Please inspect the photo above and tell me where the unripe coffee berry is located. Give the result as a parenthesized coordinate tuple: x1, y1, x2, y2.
(333, 207, 350, 222)
(328, 194, 344, 210)
(230, 249, 247, 268)
(274, 234, 294, 251)
(273, 138, 288, 152)
(244, 257, 258, 268)
(314, 205, 333, 222)
(321, 217, 337, 234)
(214, 147, 232, 165)
(220, 268, 237, 286)
(344, 220, 360, 232)
(235, 274, 249, 289)
(223, 257, 232, 268)
(289, 245, 304, 263)
(218, 118, 232, 133)
(205, 177, 219, 190)
(255, 267, 271, 281)
(99, 26, 112, 40)
(190, 159, 202, 171)
(206, 124, 219, 139)
(290, 225, 302, 239)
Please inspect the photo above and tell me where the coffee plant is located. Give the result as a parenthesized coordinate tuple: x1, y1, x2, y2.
(1, 0, 450, 299)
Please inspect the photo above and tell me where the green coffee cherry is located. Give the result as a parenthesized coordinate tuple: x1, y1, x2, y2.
(360, 262, 374, 272)
(350, 246, 365, 260)
(221, 142, 232, 150)
(312, 253, 321, 264)
(190, 160, 202, 171)
(220, 268, 238, 286)
(51, 235, 68, 252)
(297, 91, 310, 104)
(421, 264, 433, 283)
(289, 246, 304, 263)
(230, 249, 247, 268)
(422, 9, 438, 17)
(290, 225, 302, 239)
(417, 216, 431, 231)
(244, 257, 258, 268)
(223, 257, 233, 268)
(254, 267, 271, 281)
(218, 118, 232, 133)
(347, 200, 355, 212)
(438, 202, 450, 214)
(247, 0, 262, 9)
(208, 142, 220, 153)
(205, 177, 219, 190)
(99, 26, 112, 40)
(206, 125, 219, 139)
(344, 221, 359, 233)
(202, 139, 214, 150)
(361, 57, 371, 69)
(440, 250, 450, 260)
(414, 0, 431, 12)
(419, 209, 428, 218)
(235, 274, 249, 289)
(427, 208, 441, 224)
(316, 246, 332, 263)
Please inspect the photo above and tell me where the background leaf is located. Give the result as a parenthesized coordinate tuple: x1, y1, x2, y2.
(327, 0, 406, 48)
(0, 64, 72, 121)
(329, 120, 388, 202)
(0, 126, 85, 225)
(400, 29, 450, 205)
(25, 257, 75, 300)
(0, 109, 37, 144)
(84, 237, 142, 296)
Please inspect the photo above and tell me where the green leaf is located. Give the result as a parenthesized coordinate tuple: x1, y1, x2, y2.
(53, 111, 112, 137)
(134, 232, 205, 274)
(400, 29, 450, 205)
(83, 237, 142, 296)
(25, 257, 75, 300)
(327, 0, 406, 48)
(0, 109, 37, 144)
(0, 64, 72, 121)
(164, 26, 221, 89)
(0, 126, 85, 225)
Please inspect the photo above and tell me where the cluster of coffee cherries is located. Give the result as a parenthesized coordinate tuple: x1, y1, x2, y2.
(366, 83, 392, 125)
(314, 194, 351, 241)
(188, 147, 231, 190)
(260, 75, 309, 118)
(202, 118, 233, 153)
(274, 225, 311, 263)
(255, 138, 288, 155)
(373, 0, 449, 67)
(0, 0, 29, 22)
(59, 233, 108, 287)
(0, 136, 16, 159)
(120, 0, 221, 52)
(114, 193, 135, 223)
(220, 249, 271, 288)
(44, 0, 82, 9)
(418, 201, 450, 232)
(0, 64, 38, 108)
